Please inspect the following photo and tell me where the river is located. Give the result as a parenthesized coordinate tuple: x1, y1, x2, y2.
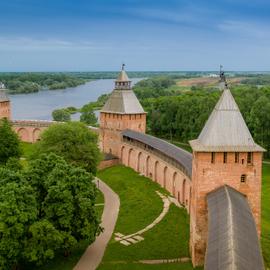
(10, 78, 142, 121)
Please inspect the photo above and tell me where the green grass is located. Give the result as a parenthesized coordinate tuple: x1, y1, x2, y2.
(262, 163, 270, 267)
(100, 205, 189, 263)
(96, 188, 104, 204)
(99, 262, 195, 270)
(97, 165, 191, 270)
(95, 189, 105, 220)
(97, 165, 167, 234)
(21, 141, 35, 159)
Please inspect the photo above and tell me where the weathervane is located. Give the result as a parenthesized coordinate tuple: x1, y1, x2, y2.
(219, 65, 228, 88)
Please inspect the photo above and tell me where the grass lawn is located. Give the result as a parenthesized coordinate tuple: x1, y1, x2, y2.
(21, 141, 36, 159)
(99, 262, 195, 270)
(97, 165, 191, 270)
(262, 163, 270, 267)
(97, 165, 167, 235)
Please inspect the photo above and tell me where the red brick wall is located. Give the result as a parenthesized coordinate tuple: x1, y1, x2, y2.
(120, 142, 192, 212)
(98, 158, 120, 170)
(190, 151, 263, 266)
(0, 101, 11, 120)
(99, 112, 146, 156)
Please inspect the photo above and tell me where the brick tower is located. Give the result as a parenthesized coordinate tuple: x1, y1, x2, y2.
(99, 65, 146, 156)
(189, 73, 265, 266)
(0, 82, 11, 120)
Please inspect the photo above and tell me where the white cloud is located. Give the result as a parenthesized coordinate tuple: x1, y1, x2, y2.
(0, 37, 101, 51)
(218, 20, 270, 39)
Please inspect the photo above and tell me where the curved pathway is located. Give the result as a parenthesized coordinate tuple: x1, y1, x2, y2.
(74, 178, 120, 270)
(114, 191, 171, 245)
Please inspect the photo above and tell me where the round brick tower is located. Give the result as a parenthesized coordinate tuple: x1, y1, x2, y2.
(0, 82, 11, 120)
(99, 65, 146, 156)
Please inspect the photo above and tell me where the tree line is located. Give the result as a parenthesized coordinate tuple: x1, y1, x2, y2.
(0, 73, 85, 94)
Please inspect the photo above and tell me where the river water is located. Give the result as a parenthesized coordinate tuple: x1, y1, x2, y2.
(10, 78, 142, 120)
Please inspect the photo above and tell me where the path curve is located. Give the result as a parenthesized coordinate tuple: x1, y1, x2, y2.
(74, 178, 120, 270)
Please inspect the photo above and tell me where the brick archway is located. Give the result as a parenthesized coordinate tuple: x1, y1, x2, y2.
(121, 146, 125, 163)
(137, 152, 143, 173)
(33, 128, 41, 142)
(17, 128, 29, 141)
(128, 148, 135, 169)
(146, 155, 150, 177)
(154, 160, 159, 182)
(182, 179, 186, 205)
(173, 172, 177, 196)
(163, 166, 168, 189)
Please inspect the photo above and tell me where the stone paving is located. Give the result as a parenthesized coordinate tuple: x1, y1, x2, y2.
(114, 191, 181, 246)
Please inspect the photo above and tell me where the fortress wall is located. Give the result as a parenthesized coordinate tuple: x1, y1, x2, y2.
(120, 141, 192, 212)
(12, 120, 99, 143)
(12, 118, 192, 213)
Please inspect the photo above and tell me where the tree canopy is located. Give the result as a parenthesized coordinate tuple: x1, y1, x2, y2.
(0, 153, 101, 269)
(80, 104, 98, 126)
(33, 122, 101, 174)
(52, 109, 71, 122)
(0, 118, 21, 164)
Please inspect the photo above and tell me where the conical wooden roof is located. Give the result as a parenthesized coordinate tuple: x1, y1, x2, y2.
(101, 69, 145, 114)
(190, 87, 265, 152)
(115, 69, 130, 82)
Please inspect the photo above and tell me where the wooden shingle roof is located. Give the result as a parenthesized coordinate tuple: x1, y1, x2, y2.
(122, 129, 192, 178)
(190, 88, 265, 152)
(205, 185, 264, 270)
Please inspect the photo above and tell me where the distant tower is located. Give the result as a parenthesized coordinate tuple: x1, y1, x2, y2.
(0, 82, 11, 120)
(189, 71, 265, 266)
(99, 65, 146, 155)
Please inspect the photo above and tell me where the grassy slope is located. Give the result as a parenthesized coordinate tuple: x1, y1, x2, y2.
(101, 205, 189, 262)
(99, 263, 195, 270)
(262, 163, 270, 267)
(21, 141, 35, 159)
(97, 165, 192, 270)
(97, 165, 166, 235)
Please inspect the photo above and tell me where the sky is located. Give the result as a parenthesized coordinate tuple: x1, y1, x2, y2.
(0, 0, 270, 71)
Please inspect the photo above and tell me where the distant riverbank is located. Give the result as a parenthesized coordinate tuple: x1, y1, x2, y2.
(10, 78, 142, 120)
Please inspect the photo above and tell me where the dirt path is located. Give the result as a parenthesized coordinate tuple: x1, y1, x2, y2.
(74, 178, 120, 270)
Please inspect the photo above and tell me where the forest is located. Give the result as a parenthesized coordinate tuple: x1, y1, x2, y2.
(0, 73, 85, 94)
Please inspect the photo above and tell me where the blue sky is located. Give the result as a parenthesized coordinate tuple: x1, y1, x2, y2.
(0, 0, 270, 71)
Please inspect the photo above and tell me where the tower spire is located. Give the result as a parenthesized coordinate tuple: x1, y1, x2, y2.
(115, 64, 131, 90)
(219, 65, 228, 89)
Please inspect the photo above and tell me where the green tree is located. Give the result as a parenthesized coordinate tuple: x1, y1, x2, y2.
(0, 178, 37, 269)
(23, 220, 63, 265)
(250, 96, 270, 155)
(0, 118, 21, 164)
(33, 122, 101, 174)
(27, 153, 101, 255)
(80, 105, 97, 125)
(52, 109, 71, 122)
